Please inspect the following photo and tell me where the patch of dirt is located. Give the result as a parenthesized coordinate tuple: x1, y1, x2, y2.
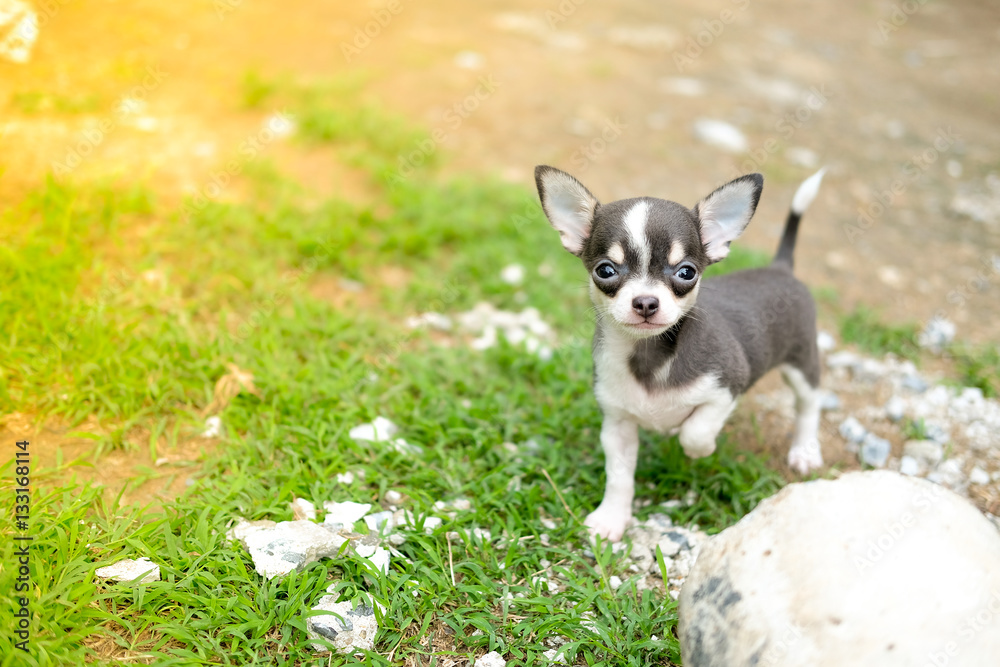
(83, 620, 184, 665)
(1, 411, 215, 508)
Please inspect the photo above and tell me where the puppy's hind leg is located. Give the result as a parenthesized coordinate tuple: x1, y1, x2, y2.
(780, 364, 823, 474)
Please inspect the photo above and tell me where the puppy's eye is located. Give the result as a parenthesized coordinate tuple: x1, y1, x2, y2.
(675, 265, 697, 281)
(594, 262, 618, 280)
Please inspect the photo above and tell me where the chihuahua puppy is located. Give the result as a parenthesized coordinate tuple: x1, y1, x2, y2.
(535, 166, 826, 541)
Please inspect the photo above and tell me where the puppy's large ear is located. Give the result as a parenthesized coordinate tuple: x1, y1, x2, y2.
(535, 165, 600, 256)
(694, 173, 763, 262)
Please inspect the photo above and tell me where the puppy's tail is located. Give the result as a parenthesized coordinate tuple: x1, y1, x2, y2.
(772, 168, 825, 270)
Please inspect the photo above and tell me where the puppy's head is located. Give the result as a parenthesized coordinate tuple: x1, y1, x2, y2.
(535, 166, 763, 339)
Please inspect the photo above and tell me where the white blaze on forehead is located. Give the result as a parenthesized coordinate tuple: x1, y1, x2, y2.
(607, 242, 625, 264)
(622, 201, 651, 274)
(668, 239, 685, 266)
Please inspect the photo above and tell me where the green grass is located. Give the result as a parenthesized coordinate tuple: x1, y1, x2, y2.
(838, 305, 920, 360)
(0, 77, 790, 666)
(948, 343, 1000, 398)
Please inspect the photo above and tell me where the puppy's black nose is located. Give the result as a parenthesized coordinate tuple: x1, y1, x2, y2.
(632, 296, 659, 318)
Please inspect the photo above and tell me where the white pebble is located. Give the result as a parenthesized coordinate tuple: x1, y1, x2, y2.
(201, 415, 222, 438)
(899, 456, 921, 476)
(290, 498, 317, 521)
(693, 119, 748, 153)
(969, 467, 991, 486)
(349, 416, 398, 442)
(839, 416, 867, 444)
(500, 264, 525, 285)
(474, 650, 507, 667)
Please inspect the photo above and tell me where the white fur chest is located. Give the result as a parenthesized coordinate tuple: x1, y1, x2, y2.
(592, 330, 724, 432)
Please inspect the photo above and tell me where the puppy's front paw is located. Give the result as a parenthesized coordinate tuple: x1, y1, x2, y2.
(679, 431, 717, 459)
(584, 505, 631, 542)
(788, 442, 823, 475)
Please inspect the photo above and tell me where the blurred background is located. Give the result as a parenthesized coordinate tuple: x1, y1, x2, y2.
(2, 0, 999, 339)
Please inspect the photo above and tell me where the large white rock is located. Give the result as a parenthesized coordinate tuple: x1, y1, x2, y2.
(230, 519, 348, 579)
(679, 471, 1000, 667)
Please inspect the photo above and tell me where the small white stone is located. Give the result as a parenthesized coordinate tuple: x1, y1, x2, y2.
(839, 416, 867, 444)
(349, 417, 398, 442)
(323, 501, 372, 528)
(385, 490, 403, 504)
(406, 312, 453, 331)
(265, 112, 295, 137)
(886, 119, 905, 139)
(335, 471, 355, 485)
(500, 264, 525, 285)
(363, 547, 390, 574)
(826, 350, 861, 369)
(450, 498, 472, 512)
(390, 438, 423, 456)
(474, 650, 507, 667)
(816, 331, 836, 352)
(659, 77, 706, 97)
(657, 536, 682, 558)
(0, 1, 38, 64)
(884, 396, 907, 422)
(364, 511, 395, 534)
(291, 498, 317, 521)
(877, 265, 905, 289)
(202, 415, 222, 438)
(946, 160, 962, 178)
(95, 557, 160, 585)
(899, 455, 921, 476)
(969, 467, 991, 486)
(693, 119, 748, 153)
(609, 575, 623, 590)
(786, 146, 820, 168)
(860, 433, 891, 468)
(542, 647, 568, 664)
(917, 316, 956, 350)
(454, 50, 484, 69)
